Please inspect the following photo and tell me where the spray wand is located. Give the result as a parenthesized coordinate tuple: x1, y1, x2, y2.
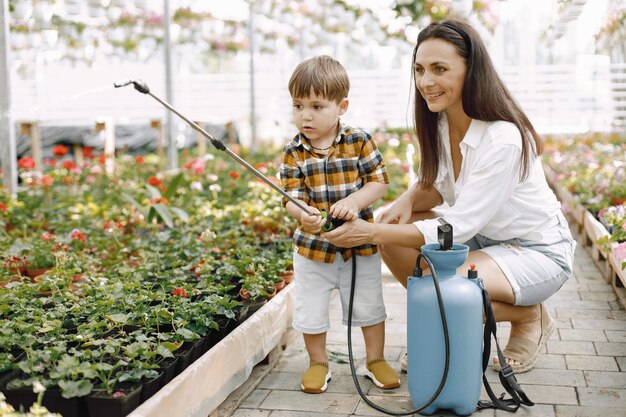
(114, 79, 343, 232)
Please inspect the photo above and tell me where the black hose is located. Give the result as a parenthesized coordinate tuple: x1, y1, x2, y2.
(346, 249, 451, 415)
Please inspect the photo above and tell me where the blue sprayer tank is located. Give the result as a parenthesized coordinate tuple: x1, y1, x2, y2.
(407, 243, 483, 416)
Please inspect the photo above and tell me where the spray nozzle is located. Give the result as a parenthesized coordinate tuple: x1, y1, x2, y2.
(113, 79, 150, 94)
(321, 210, 344, 232)
(437, 218, 453, 251)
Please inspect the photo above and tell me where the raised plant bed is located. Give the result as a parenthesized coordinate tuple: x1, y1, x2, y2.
(608, 251, 626, 308)
(583, 210, 612, 281)
(127, 282, 295, 417)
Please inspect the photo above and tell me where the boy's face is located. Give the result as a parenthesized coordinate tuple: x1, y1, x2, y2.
(292, 91, 348, 145)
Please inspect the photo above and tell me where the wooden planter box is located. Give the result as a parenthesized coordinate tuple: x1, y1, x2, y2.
(608, 250, 626, 309)
(583, 210, 612, 282)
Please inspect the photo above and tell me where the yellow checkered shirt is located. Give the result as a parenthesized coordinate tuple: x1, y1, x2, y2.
(280, 124, 389, 263)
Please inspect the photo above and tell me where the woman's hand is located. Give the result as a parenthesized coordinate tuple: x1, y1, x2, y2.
(323, 218, 374, 248)
(377, 197, 413, 225)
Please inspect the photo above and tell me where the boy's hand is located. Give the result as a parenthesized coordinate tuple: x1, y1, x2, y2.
(329, 200, 359, 221)
(300, 206, 324, 234)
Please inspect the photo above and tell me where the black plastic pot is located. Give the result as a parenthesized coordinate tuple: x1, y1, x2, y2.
(85, 385, 142, 417)
(158, 357, 178, 388)
(3, 386, 36, 413)
(140, 372, 164, 403)
(41, 388, 88, 417)
(173, 343, 194, 376)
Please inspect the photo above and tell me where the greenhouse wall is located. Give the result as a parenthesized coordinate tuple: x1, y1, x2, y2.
(10, 61, 626, 147)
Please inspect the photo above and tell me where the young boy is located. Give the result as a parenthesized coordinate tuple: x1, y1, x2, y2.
(280, 55, 399, 393)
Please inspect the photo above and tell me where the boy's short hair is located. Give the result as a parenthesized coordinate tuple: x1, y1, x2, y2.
(288, 55, 349, 103)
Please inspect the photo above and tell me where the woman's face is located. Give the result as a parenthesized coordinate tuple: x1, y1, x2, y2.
(413, 38, 467, 115)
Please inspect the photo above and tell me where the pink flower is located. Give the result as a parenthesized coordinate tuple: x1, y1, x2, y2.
(615, 242, 626, 261)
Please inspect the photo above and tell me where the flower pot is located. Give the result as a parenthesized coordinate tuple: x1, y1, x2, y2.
(41, 388, 88, 417)
(85, 385, 142, 417)
(174, 343, 194, 376)
(26, 266, 53, 278)
(158, 357, 178, 388)
(32, 2, 54, 26)
(10, 1, 33, 20)
(274, 278, 286, 292)
(281, 272, 294, 285)
(3, 386, 37, 412)
(140, 372, 163, 402)
(611, 197, 626, 206)
(0, 276, 21, 287)
(242, 298, 267, 317)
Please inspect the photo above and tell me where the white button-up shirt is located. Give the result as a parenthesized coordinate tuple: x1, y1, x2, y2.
(413, 114, 562, 245)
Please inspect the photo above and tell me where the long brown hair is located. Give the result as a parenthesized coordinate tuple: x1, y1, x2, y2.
(412, 20, 542, 188)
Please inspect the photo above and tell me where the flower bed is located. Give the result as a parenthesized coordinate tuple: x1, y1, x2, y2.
(0, 148, 297, 416)
(0, 132, 416, 415)
(543, 133, 626, 306)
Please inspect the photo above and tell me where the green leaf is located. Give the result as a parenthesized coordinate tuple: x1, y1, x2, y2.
(170, 207, 190, 223)
(153, 204, 174, 228)
(146, 184, 162, 199)
(59, 379, 93, 399)
(106, 313, 130, 324)
(163, 173, 184, 200)
(121, 193, 148, 218)
(176, 327, 200, 341)
(161, 341, 183, 352)
(155, 344, 175, 358)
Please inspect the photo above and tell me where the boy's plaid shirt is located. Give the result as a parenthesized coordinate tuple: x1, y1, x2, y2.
(280, 124, 389, 263)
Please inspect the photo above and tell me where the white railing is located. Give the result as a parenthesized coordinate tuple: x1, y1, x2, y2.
(10, 62, 626, 146)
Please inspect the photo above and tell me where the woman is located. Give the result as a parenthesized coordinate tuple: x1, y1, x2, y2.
(324, 19, 575, 373)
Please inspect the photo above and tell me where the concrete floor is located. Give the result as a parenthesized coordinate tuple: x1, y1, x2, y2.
(217, 233, 626, 417)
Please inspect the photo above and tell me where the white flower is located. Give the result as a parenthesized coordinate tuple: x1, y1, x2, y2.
(209, 184, 222, 192)
(388, 138, 400, 147)
(190, 181, 203, 191)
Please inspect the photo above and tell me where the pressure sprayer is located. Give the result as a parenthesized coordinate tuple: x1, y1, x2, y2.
(115, 80, 533, 416)
(346, 220, 534, 415)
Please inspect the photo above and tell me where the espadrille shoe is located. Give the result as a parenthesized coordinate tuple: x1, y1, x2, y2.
(365, 359, 400, 389)
(301, 362, 331, 394)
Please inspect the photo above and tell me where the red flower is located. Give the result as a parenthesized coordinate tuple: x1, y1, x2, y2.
(0, 203, 7, 213)
(69, 229, 87, 242)
(17, 157, 35, 170)
(38, 175, 54, 186)
(135, 156, 145, 164)
(44, 159, 57, 167)
(83, 147, 95, 158)
(52, 145, 69, 157)
(41, 232, 55, 241)
(62, 160, 77, 170)
(229, 171, 240, 179)
(98, 153, 106, 164)
(171, 287, 188, 298)
(147, 176, 162, 186)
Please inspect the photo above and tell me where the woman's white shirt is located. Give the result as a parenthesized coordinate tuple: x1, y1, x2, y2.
(412, 114, 562, 245)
